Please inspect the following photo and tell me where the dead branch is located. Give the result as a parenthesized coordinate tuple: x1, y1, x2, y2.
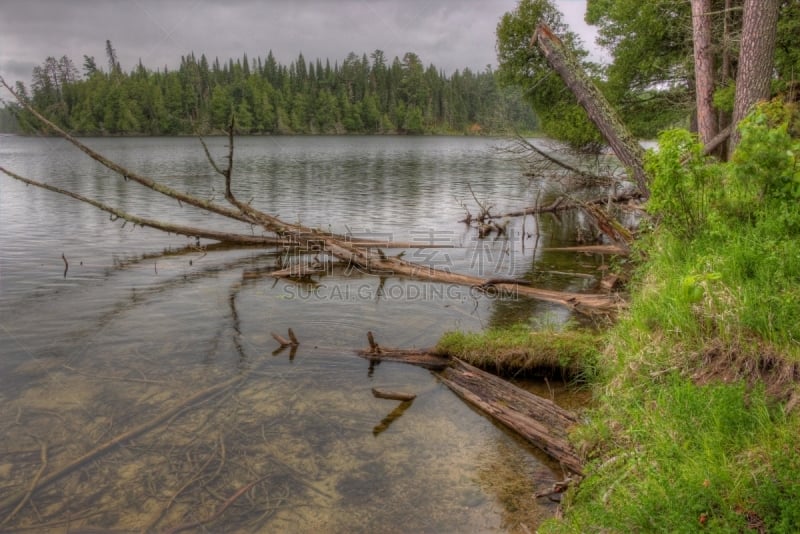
(502, 135, 610, 184)
(271, 329, 299, 348)
(287, 328, 299, 346)
(439, 359, 583, 475)
(268, 265, 326, 279)
(372, 400, 414, 436)
(0, 166, 284, 246)
(0, 373, 245, 515)
(371, 388, 417, 401)
(358, 334, 583, 474)
(579, 201, 634, 251)
(360, 333, 450, 371)
(543, 244, 629, 255)
(164, 472, 271, 534)
(1, 440, 47, 526)
(142, 436, 222, 532)
(489, 192, 639, 220)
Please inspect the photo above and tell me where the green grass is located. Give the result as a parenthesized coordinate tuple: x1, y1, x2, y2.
(538, 102, 800, 532)
(436, 323, 602, 379)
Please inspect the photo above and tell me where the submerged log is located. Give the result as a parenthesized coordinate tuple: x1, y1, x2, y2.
(372, 388, 417, 402)
(358, 334, 583, 474)
(372, 400, 414, 436)
(439, 359, 583, 475)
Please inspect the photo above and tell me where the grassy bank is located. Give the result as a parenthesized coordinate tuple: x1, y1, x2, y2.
(540, 101, 800, 532)
(438, 101, 800, 532)
(436, 323, 602, 379)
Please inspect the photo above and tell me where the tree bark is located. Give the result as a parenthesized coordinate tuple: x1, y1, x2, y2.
(729, 0, 780, 151)
(692, 0, 718, 145)
(358, 341, 583, 475)
(440, 359, 582, 475)
(531, 24, 650, 199)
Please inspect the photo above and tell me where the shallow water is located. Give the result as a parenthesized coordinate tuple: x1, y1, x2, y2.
(0, 135, 604, 532)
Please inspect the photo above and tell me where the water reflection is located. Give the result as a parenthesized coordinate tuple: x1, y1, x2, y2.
(0, 135, 607, 531)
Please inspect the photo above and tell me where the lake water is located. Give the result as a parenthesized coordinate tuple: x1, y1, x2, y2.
(0, 135, 604, 532)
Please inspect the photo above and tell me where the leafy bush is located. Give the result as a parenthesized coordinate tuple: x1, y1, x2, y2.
(645, 129, 722, 239)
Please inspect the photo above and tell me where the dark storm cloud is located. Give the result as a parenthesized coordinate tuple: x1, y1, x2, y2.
(0, 0, 595, 87)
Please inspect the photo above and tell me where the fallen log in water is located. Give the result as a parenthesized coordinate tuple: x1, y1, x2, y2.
(440, 359, 582, 475)
(543, 244, 628, 255)
(372, 388, 417, 402)
(358, 335, 583, 475)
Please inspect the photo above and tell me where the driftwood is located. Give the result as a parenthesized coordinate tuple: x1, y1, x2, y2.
(372, 400, 414, 436)
(372, 388, 417, 401)
(271, 328, 300, 348)
(359, 335, 451, 371)
(268, 265, 326, 279)
(492, 193, 639, 220)
(531, 24, 649, 199)
(358, 335, 583, 475)
(0, 166, 284, 247)
(440, 359, 582, 475)
(543, 244, 628, 255)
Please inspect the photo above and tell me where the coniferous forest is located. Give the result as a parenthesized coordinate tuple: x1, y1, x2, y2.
(3, 42, 538, 136)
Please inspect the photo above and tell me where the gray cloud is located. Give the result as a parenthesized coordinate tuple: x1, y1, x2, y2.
(0, 0, 596, 87)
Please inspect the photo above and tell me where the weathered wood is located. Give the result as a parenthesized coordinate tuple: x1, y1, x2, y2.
(358, 335, 583, 474)
(271, 332, 292, 347)
(490, 193, 638, 220)
(268, 265, 326, 279)
(372, 400, 414, 436)
(372, 388, 417, 401)
(531, 24, 649, 199)
(271, 329, 299, 347)
(358, 347, 451, 371)
(287, 328, 299, 346)
(543, 245, 628, 255)
(0, 166, 286, 247)
(439, 359, 583, 475)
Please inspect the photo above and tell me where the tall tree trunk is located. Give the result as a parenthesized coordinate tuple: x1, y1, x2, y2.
(531, 24, 650, 199)
(692, 0, 717, 145)
(729, 0, 780, 151)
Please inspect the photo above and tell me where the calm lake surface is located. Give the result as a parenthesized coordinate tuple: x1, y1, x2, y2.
(0, 135, 604, 532)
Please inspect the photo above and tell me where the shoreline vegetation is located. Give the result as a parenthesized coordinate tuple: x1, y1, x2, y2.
(445, 102, 800, 532)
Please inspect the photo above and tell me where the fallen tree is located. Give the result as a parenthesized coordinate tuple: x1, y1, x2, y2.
(359, 334, 583, 475)
(531, 24, 650, 199)
(0, 78, 623, 314)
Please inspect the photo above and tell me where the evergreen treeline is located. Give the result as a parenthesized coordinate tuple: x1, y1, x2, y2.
(6, 42, 537, 136)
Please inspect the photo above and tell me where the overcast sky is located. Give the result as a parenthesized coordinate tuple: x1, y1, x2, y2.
(0, 0, 598, 87)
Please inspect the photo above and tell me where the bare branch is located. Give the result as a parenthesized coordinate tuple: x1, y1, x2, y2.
(0, 166, 284, 246)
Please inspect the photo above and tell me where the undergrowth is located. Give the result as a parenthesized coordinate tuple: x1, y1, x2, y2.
(541, 101, 800, 532)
